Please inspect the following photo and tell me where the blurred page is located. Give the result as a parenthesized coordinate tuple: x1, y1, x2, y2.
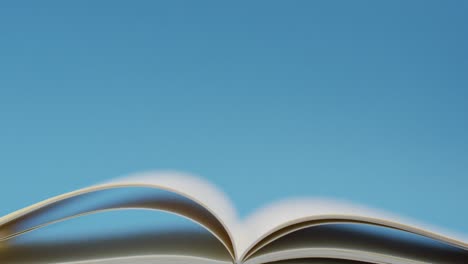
(239, 198, 468, 260)
(244, 224, 468, 264)
(0, 171, 240, 259)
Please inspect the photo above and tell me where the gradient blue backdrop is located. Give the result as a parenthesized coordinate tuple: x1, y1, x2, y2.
(1, 1, 467, 238)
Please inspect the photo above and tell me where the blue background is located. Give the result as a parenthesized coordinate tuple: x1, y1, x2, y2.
(1, 1, 467, 239)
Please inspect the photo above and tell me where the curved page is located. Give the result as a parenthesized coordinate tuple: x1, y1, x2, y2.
(244, 224, 468, 264)
(0, 228, 232, 264)
(0, 189, 232, 257)
(240, 198, 468, 260)
(269, 259, 373, 264)
(0, 171, 240, 259)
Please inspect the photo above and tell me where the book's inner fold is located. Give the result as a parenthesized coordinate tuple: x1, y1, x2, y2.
(0, 187, 235, 259)
(244, 224, 468, 264)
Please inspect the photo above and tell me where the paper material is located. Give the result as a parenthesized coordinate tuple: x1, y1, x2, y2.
(244, 224, 468, 264)
(1, 229, 231, 263)
(0, 171, 467, 264)
(0, 171, 239, 259)
(240, 198, 468, 260)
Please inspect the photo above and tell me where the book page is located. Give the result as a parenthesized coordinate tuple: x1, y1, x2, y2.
(0, 228, 232, 264)
(239, 198, 468, 261)
(244, 224, 468, 264)
(0, 171, 240, 260)
(270, 260, 372, 264)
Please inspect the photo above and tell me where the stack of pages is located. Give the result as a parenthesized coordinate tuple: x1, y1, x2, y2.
(1, 171, 467, 263)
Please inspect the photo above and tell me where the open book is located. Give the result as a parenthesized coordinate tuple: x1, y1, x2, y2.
(1, 171, 467, 263)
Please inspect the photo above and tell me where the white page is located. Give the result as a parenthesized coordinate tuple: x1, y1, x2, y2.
(60, 256, 230, 264)
(0, 190, 231, 255)
(0, 228, 232, 264)
(239, 198, 468, 261)
(270, 260, 372, 264)
(244, 224, 468, 264)
(0, 171, 241, 260)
